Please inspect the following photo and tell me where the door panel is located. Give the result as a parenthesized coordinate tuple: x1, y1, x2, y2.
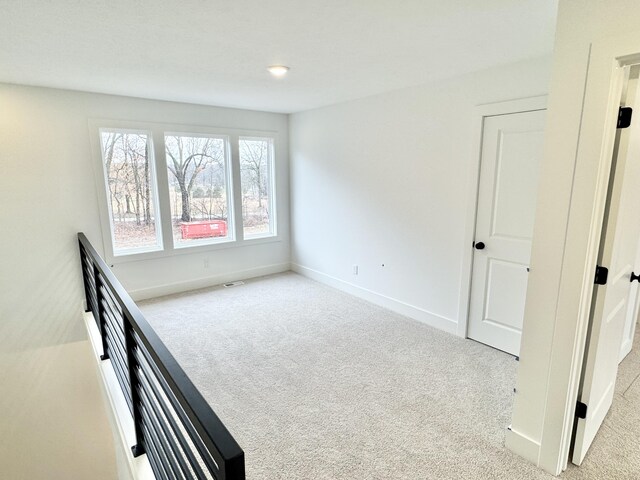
(619, 186, 640, 362)
(468, 109, 546, 356)
(485, 259, 529, 332)
(492, 130, 542, 240)
(619, 240, 640, 361)
(573, 66, 640, 464)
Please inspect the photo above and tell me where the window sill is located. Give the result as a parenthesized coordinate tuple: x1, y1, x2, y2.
(113, 245, 164, 257)
(107, 235, 283, 266)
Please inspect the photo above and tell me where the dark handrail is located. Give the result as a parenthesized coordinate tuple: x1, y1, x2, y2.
(78, 232, 245, 479)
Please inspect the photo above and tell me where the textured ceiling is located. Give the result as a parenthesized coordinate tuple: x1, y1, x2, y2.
(0, 0, 558, 113)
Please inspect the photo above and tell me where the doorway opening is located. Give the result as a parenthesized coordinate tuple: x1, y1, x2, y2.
(571, 63, 640, 466)
(465, 98, 547, 356)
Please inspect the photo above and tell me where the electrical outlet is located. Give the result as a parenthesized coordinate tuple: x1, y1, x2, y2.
(353, 265, 359, 275)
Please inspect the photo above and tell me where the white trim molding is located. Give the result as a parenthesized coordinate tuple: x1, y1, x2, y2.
(292, 263, 458, 335)
(128, 262, 291, 301)
(509, 31, 640, 476)
(537, 34, 640, 475)
(505, 427, 541, 466)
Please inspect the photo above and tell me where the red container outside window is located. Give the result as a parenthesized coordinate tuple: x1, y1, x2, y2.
(180, 220, 228, 239)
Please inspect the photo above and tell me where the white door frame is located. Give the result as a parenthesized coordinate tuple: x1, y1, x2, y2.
(529, 34, 640, 475)
(458, 95, 548, 338)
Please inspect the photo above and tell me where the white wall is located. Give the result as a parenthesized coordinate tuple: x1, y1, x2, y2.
(0, 83, 289, 477)
(507, 0, 640, 475)
(0, 341, 120, 479)
(289, 56, 551, 334)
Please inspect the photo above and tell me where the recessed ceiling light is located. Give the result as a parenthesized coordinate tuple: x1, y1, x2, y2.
(267, 65, 289, 77)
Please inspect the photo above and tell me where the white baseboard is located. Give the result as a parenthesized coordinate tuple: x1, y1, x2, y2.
(505, 427, 541, 466)
(128, 262, 291, 301)
(291, 263, 458, 335)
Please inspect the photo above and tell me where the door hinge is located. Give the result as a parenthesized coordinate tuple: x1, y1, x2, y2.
(617, 106, 633, 128)
(576, 401, 588, 419)
(594, 265, 609, 285)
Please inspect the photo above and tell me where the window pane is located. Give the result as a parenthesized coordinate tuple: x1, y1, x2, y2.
(100, 131, 161, 254)
(165, 135, 231, 245)
(240, 137, 275, 237)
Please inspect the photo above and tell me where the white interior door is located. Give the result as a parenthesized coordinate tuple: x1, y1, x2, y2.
(619, 237, 640, 362)
(619, 71, 640, 364)
(573, 66, 640, 465)
(468, 109, 546, 356)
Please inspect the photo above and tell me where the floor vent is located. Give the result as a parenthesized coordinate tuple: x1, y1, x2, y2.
(223, 281, 245, 288)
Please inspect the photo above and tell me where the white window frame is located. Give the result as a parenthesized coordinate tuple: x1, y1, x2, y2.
(164, 132, 235, 249)
(239, 136, 277, 240)
(94, 127, 164, 257)
(89, 119, 280, 265)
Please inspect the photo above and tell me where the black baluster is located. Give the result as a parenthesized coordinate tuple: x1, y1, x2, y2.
(124, 313, 146, 457)
(94, 265, 109, 361)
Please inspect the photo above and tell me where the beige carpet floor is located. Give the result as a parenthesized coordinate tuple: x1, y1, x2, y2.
(139, 272, 640, 479)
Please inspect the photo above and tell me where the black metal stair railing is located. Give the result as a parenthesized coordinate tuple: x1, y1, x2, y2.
(78, 232, 245, 480)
